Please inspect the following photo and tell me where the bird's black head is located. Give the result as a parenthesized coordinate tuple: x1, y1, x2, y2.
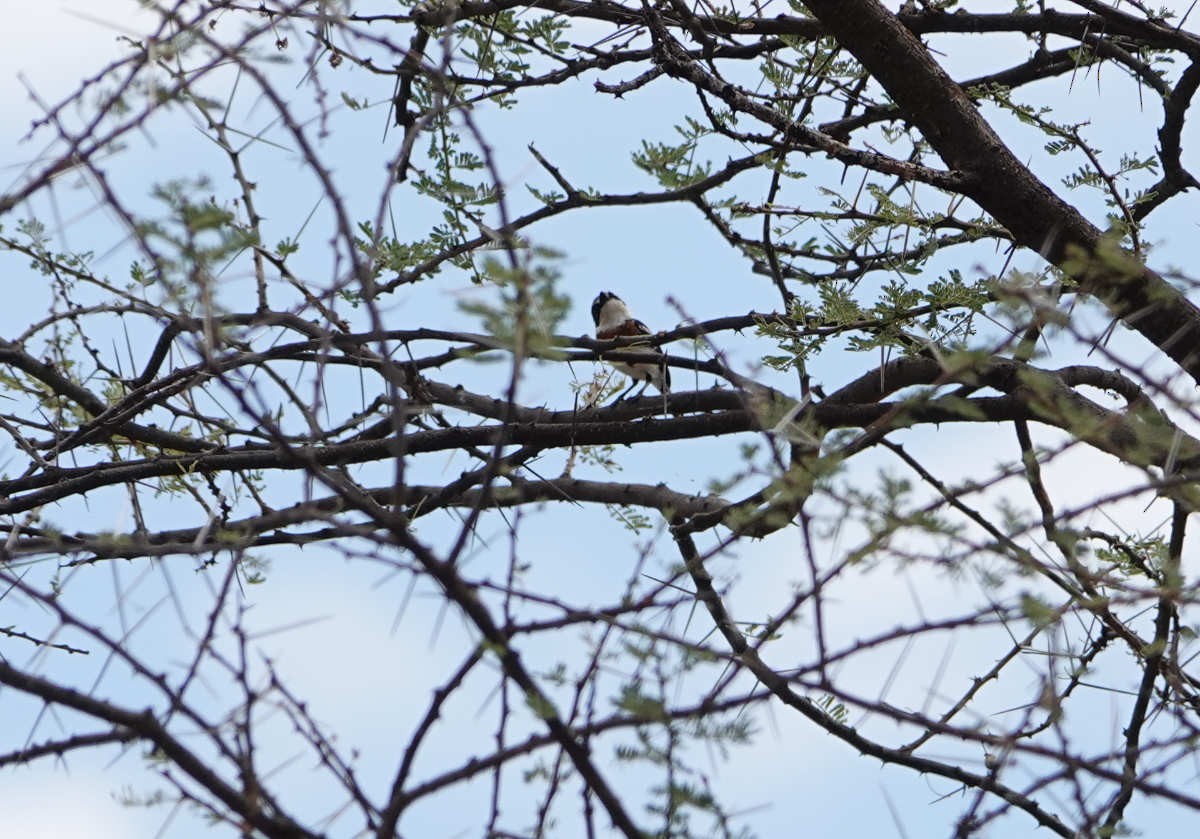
(591, 291, 620, 326)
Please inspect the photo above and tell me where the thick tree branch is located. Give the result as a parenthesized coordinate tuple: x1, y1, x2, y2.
(800, 0, 1200, 381)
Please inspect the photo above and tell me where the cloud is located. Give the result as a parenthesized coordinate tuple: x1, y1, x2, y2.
(1, 772, 139, 839)
(0, 2, 153, 127)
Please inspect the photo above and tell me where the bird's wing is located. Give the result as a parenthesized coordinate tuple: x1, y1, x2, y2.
(596, 318, 653, 340)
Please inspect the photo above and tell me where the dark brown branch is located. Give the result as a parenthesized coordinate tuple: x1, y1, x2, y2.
(1101, 502, 1186, 831)
(0, 658, 316, 839)
(669, 524, 1074, 837)
(799, 0, 1200, 381)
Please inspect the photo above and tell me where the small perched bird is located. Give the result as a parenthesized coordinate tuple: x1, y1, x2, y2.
(591, 291, 671, 401)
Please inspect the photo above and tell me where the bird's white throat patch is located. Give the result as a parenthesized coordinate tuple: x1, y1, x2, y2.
(596, 297, 634, 332)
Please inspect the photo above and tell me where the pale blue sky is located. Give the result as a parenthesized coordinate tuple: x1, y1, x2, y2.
(1, 3, 1198, 838)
